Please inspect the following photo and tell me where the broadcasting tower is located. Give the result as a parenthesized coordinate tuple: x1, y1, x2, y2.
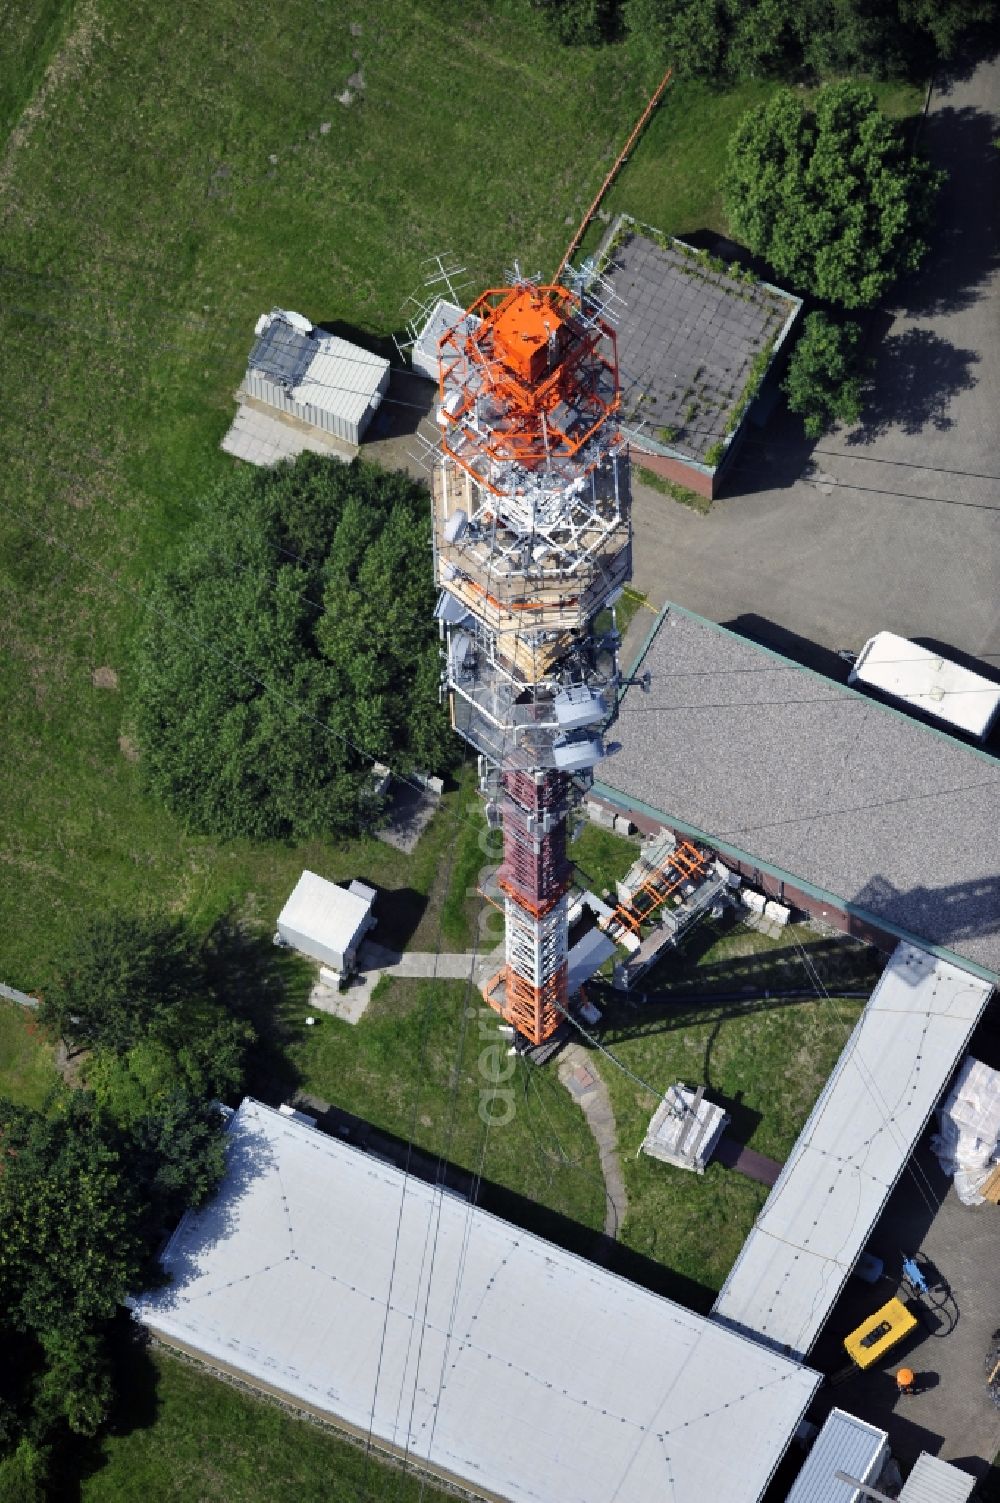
(431, 272, 632, 1049)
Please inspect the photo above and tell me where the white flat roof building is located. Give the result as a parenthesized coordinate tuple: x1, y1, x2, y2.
(130, 1099, 820, 1503)
(410, 298, 480, 382)
(848, 631, 1000, 741)
(276, 869, 375, 973)
(712, 944, 994, 1361)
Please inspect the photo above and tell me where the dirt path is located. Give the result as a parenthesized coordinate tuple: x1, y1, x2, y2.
(557, 1041, 628, 1239)
(0, 1, 102, 210)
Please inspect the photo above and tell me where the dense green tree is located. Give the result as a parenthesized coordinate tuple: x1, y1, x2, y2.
(0, 1439, 47, 1502)
(621, 0, 997, 78)
(85, 1014, 252, 1121)
(0, 1091, 227, 1463)
(724, 84, 943, 307)
(783, 313, 865, 436)
(0, 1096, 145, 1339)
(33, 1331, 113, 1439)
(133, 454, 454, 841)
(39, 910, 199, 1056)
(533, 0, 618, 41)
(126, 1092, 228, 1241)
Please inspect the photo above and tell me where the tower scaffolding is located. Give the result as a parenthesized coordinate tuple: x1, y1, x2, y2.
(431, 274, 632, 1048)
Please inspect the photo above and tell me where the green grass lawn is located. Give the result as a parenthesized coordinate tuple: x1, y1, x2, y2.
(587, 920, 880, 1300)
(286, 975, 607, 1243)
(0, 0, 74, 140)
(580, 75, 924, 256)
(80, 1346, 453, 1503)
(570, 821, 638, 897)
(0, 1001, 60, 1107)
(0, 0, 649, 991)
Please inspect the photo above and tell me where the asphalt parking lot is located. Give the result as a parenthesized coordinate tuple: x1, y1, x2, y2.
(628, 53, 1000, 671)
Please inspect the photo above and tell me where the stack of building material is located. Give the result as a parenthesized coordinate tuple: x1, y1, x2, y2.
(641, 1084, 730, 1173)
(931, 1055, 1000, 1205)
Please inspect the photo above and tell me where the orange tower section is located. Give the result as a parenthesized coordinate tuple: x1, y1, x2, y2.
(431, 272, 631, 1049)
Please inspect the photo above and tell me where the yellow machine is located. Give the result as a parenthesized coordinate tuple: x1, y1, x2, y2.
(843, 1297, 918, 1370)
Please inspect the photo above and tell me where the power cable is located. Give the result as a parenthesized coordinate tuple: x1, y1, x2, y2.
(354, 719, 487, 1502)
(361, 453, 531, 1501)
(808, 445, 1000, 485)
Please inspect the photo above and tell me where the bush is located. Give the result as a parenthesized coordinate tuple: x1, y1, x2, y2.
(783, 313, 865, 437)
(534, 0, 618, 41)
(724, 84, 943, 308)
(133, 454, 455, 841)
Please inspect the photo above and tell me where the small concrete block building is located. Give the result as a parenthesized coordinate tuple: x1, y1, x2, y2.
(242, 309, 389, 447)
(598, 218, 800, 498)
(276, 869, 376, 976)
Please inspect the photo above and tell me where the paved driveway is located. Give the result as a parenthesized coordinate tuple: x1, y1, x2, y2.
(630, 54, 1000, 669)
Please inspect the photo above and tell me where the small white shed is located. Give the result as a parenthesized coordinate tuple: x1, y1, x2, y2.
(784, 1408, 889, 1503)
(245, 310, 390, 447)
(276, 870, 376, 975)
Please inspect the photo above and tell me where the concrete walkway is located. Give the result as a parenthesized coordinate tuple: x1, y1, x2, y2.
(358, 941, 482, 980)
(221, 399, 355, 468)
(0, 980, 38, 1008)
(308, 943, 489, 1026)
(557, 1042, 628, 1239)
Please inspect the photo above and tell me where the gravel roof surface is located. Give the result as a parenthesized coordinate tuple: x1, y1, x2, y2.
(597, 606, 1000, 977)
(604, 231, 796, 465)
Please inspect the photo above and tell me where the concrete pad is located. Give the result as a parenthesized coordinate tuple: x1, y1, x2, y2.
(307, 975, 373, 1024)
(626, 55, 1000, 668)
(375, 783, 440, 853)
(221, 403, 353, 468)
(809, 1135, 1000, 1478)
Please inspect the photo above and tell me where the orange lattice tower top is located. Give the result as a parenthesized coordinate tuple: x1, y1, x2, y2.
(437, 281, 619, 490)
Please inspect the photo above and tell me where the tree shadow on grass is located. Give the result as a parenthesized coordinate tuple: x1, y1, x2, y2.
(52, 1316, 161, 1501)
(202, 915, 311, 1105)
